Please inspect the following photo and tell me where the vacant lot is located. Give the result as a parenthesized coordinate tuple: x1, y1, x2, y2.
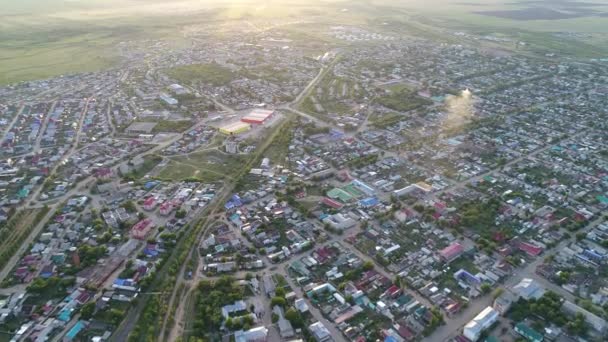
(165, 63, 235, 86)
(375, 89, 432, 113)
(158, 150, 249, 182)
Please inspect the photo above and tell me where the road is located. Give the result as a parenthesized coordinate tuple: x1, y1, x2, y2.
(25, 98, 91, 206)
(0, 118, 210, 285)
(425, 213, 606, 342)
(32, 101, 57, 153)
(279, 64, 597, 341)
(151, 57, 349, 338)
(1, 103, 25, 143)
(0, 206, 57, 283)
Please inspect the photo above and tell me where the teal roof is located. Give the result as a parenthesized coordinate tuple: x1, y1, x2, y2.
(66, 321, 86, 340)
(597, 195, 608, 204)
(515, 322, 544, 342)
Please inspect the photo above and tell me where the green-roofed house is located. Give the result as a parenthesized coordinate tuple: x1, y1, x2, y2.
(515, 322, 544, 342)
(17, 187, 30, 199)
(327, 188, 354, 202)
(342, 183, 364, 198)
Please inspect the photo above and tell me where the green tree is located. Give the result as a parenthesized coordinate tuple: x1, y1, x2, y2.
(271, 296, 287, 307)
(80, 302, 96, 320)
(285, 307, 304, 328)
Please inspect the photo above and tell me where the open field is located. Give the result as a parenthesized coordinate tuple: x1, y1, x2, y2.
(165, 63, 236, 86)
(375, 88, 433, 113)
(1, 0, 607, 85)
(158, 149, 249, 182)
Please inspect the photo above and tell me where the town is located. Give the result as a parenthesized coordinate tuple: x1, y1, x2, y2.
(1, 8, 608, 342)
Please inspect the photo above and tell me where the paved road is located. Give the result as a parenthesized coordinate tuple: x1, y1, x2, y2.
(0, 206, 58, 283)
(32, 101, 57, 153)
(1, 103, 25, 143)
(0, 119, 209, 285)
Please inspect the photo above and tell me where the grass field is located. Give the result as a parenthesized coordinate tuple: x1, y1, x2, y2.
(165, 63, 236, 86)
(1, 0, 607, 85)
(158, 149, 249, 182)
(0, 29, 119, 85)
(372, 0, 608, 58)
(375, 88, 433, 113)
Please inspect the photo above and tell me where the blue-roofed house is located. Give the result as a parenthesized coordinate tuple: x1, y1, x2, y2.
(359, 197, 379, 208)
(65, 320, 87, 340)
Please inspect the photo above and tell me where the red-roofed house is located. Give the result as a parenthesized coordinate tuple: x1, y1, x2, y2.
(95, 168, 113, 180)
(518, 241, 543, 257)
(143, 197, 156, 211)
(322, 197, 344, 210)
(397, 325, 415, 341)
(159, 201, 174, 216)
(439, 242, 464, 263)
(131, 219, 153, 240)
(383, 285, 402, 299)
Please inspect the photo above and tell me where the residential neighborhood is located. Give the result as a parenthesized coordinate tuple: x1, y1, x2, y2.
(1, 3, 607, 342)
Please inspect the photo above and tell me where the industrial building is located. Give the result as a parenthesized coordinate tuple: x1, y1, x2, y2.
(125, 122, 157, 135)
(219, 121, 251, 135)
(159, 92, 178, 106)
(241, 108, 274, 125)
(463, 306, 499, 341)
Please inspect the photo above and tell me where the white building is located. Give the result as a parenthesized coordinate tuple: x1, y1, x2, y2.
(463, 306, 499, 341)
(512, 278, 545, 300)
(309, 321, 332, 342)
(234, 326, 268, 342)
(225, 139, 239, 154)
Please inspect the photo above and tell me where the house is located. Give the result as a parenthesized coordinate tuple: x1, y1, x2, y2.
(439, 242, 464, 263)
(463, 306, 498, 341)
(131, 219, 153, 240)
(514, 322, 544, 342)
(562, 300, 608, 335)
(309, 321, 332, 342)
(262, 274, 276, 297)
(234, 326, 268, 342)
(493, 292, 514, 315)
(322, 197, 344, 210)
(512, 278, 544, 300)
(294, 298, 309, 313)
(159, 201, 174, 216)
(273, 306, 295, 338)
(143, 197, 156, 211)
(517, 241, 543, 257)
(94, 168, 112, 180)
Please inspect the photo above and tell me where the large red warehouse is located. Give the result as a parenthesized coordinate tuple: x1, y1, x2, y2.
(241, 109, 274, 125)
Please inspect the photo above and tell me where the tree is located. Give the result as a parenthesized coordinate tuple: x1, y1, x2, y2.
(225, 317, 234, 330)
(122, 200, 137, 213)
(492, 287, 504, 299)
(576, 232, 587, 241)
(80, 302, 96, 320)
(285, 308, 304, 328)
(480, 283, 492, 294)
(175, 209, 187, 219)
(556, 271, 570, 285)
(271, 296, 287, 307)
(362, 261, 374, 271)
(566, 312, 588, 336)
(275, 287, 286, 298)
